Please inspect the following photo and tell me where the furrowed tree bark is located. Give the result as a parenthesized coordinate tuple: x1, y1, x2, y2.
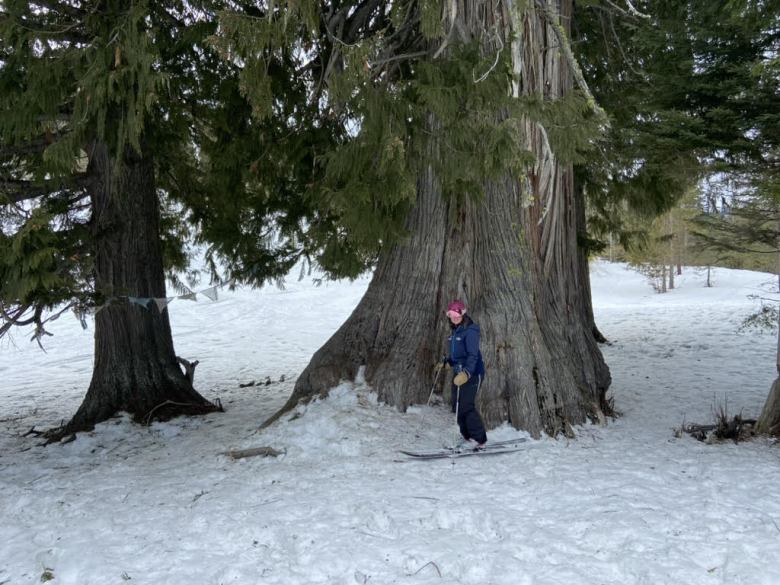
(48, 142, 219, 439)
(756, 246, 780, 435)
(575, 176, 608, 344)
(266, 0, 611, 436)
(756, 378, 780, 435)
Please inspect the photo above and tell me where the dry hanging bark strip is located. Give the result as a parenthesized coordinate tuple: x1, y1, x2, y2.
(532, 0, 607, 120)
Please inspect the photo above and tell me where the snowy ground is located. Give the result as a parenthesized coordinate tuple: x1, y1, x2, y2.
(1, 261, 780, 585)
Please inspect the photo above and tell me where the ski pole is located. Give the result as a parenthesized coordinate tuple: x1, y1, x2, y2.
(412, 363, 445, 440)
(426, 362, 443, 406)
(453, 383, 461, 448)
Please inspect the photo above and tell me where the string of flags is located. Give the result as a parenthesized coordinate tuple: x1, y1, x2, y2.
(28, 280, 236, 348)
(95, 279, 235, 316)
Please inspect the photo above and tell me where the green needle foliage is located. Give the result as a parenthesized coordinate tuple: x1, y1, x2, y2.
(573, 0, 780, 251)
(216, 1, 603, 278)
(0, 1, 325, 333)
(1, 0, 607, 335)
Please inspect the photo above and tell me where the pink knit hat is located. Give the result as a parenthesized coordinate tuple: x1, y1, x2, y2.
(446, 300, 466, 315)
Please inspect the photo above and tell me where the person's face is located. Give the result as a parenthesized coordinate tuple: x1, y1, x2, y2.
(447, 310, 463, 325)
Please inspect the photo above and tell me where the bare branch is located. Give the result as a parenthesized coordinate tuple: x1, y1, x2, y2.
(599, 0, 650, 21)
(606, 11, 643, 76)
(623, 0, 651, 19)
(368, 50, 428, 72)
(177, 356, 200, 384)
(601, 0, 632, 19)
(12, 15, 89, 43)
(0, 304, 34, 338)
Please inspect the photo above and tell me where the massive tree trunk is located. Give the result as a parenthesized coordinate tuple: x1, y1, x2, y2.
(268, 0, 611, 436)
(52, 142, 219, 437)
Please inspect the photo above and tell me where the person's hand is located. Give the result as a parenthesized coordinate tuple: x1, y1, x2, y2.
(453, 371, 469, 386)
(434, 356, 449, 373)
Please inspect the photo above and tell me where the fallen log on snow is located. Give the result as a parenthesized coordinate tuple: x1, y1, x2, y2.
(681, 415, 756, 442)
(222, 446, 284, 460)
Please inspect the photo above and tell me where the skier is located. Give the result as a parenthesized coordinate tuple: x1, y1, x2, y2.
(437, 300, 488, 449)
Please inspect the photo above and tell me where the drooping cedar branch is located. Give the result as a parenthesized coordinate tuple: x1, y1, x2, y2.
(0, 175, 91, 204)
(0, 137, 51, 159)
(31, 0, 88, 20)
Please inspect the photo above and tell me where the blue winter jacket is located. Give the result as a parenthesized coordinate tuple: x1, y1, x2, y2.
(448, 318, 485, 378)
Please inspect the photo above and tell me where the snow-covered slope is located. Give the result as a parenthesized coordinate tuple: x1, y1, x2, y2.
(1, 261, 778, 585)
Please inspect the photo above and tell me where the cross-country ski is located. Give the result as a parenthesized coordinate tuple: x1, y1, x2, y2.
(401, 438, 529, 459)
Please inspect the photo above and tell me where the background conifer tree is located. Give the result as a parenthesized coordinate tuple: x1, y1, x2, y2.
(575, 0, 779, 431)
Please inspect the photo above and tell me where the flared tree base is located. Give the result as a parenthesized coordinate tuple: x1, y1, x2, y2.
(44, 380, 222, 443)
(757, 377, 780, 436)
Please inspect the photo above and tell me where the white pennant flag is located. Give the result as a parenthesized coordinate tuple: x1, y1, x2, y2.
(153, 297, 175, 313)
(179, 291, 198, 301)
(129, 297, 151, 310)
(200, 286, 218, 302)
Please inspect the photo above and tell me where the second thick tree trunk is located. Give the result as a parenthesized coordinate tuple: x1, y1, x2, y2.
(53, 142, 218, 437)
(268, 1, 611, 437)
(756, 258, 780, 435)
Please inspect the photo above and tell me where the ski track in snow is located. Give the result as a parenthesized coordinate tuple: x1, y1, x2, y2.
(1, 261, 780, 585)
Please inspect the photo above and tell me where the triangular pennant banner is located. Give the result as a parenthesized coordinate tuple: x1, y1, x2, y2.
(153, 297, 175, 313)
(128, 297, 151, 310)
(179, 292, 198, 301)
(200, 286, 218, 302)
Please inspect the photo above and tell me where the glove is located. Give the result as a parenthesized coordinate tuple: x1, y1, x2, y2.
(453, 371, 470, 386)
(434, 356, 449, 373)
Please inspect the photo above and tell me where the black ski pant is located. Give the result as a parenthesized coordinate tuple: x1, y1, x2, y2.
(451, 374, 487, 444)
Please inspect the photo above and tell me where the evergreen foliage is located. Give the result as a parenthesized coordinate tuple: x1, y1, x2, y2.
(574, 0, 780, 252)
(2, 0, 609, 331)
(0, 1, 323, 334)
(3, 1, 774, 323)
(215, 1, 603, 277)
(689, 195, 780, 272)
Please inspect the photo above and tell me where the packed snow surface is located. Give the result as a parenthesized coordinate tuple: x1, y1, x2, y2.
(1, 261, 779, 585)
